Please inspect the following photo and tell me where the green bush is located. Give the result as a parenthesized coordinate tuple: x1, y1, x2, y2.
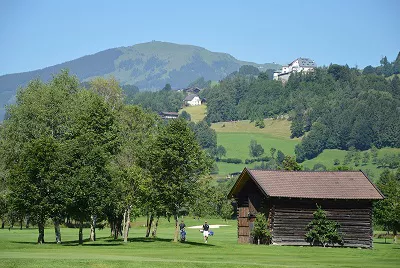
(250, 213, 271, 245)
(305, 205, 343, 247)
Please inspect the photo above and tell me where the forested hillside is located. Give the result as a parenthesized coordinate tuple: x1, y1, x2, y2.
(202, 54, 400, 162)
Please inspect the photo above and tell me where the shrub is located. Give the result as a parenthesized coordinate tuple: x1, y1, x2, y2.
(218, 158, 242, 164)
(313, 163, 327, 171)
(250, 213, 271, 245)
(305, 205, 343, 247)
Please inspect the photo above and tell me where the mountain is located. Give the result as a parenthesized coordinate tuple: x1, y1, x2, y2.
(0, 41, 281, 120)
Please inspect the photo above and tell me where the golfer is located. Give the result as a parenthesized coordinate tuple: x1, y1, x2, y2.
(202, 221, 210, 243)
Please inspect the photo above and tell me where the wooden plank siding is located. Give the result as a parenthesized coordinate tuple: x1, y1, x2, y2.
(271, 199, 373, 248)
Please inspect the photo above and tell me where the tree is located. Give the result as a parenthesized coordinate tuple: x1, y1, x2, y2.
(250, 213, 271, 245)
(305, 205, 343, 247)
(312, 163, 326, 171)
(362, 152, 370, 166)
(374, 169, 400, 240)
(188, 77, 211, 89)
(0, 70, 80, 243)
(89, 76, 123, 111)
(276, 150, 285, 165)
(179, 110, 191, 121)
(149, 118, 211, 242)
(214, 145, 227, 160)
(270, 148, 276, 159)
(239, 65, 260, 76)
(255, 119, 265, 129)
(290, 113, 305, 138)
(282, 156, 302, 171)
(192, 121, 217, 150)
(122, 84, 140, 103)
(162, 83, 172, 91)
(249, 140, 264, 158)
(106, 105, 158, 242)
(371, 145, 379, 164)
(65, 90, 119, 245)
(363, 65, 376, 75)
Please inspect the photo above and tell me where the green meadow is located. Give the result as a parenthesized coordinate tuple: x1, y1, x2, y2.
(179, 105, 399, 180)
(0, 217, 399, 267)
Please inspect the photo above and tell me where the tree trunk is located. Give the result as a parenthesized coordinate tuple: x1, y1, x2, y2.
(19, 218, 23, 230)
(54, 220, 62, 244)
(146, 214, 154, 238)
(90, 215, 96, 241)
(26, 216, 30, 228)
(173, 214, 179, 242)
(1, 218, 4, 229)
(113, 220, 118, 240)
(37, 222, 45, 244)
(79, 221, 83, 245)
(152, 217, 160, 237)
(123, 207, 131, 243)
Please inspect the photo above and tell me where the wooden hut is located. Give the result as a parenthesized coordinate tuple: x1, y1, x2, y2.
(228, 168, 384, 248)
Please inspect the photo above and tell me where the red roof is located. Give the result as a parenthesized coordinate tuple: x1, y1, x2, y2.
(229, 168, 384, 200)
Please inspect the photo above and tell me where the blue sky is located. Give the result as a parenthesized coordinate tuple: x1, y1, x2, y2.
(0, 0, 399, 75)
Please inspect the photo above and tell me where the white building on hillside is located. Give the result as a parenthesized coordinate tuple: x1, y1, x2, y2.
(184, 94, 201, 106)
(273, 58, 316, 82)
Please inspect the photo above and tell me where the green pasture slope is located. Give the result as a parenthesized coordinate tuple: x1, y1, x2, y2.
(0, 217, 399, 267)
(179, 105, 399, 180)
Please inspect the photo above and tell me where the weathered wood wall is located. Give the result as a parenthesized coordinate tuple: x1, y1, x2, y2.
(235, 177, 270, 244)
(271, 199, 373, 248)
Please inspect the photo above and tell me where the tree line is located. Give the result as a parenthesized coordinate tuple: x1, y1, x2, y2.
(201, 54, 400, 162)
(0, 71, 233, 244)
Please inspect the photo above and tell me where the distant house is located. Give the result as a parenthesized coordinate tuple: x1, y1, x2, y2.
(159, 111, 179, 120)
(228, 168, 384, 248)
(273, 58, 316, 82)
(183, 87, 201, 95)
(184, 94, 201, 106)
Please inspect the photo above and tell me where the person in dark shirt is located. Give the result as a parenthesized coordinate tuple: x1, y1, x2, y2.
(202, 221, 210, 243)
(179, 220, 186, 230)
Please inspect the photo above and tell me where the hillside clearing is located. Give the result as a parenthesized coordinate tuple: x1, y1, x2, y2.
(212, 118, 295, 140)
(180, 105, 207, 123)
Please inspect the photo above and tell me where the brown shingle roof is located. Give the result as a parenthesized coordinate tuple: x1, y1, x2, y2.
(230, 168, 384, 200)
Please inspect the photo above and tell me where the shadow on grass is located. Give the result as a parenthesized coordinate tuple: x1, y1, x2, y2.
(12, 236, 215, 247)
(374, 241, 397, 245)
(127, 237, 215, 246)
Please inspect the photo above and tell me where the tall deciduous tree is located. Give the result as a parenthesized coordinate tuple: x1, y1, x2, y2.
(0, 70, 80, 243)
(89, 76, 123, 111)
(149, 118, 210, 242)
(107, 105, 159, 242)
(64, 90, 119, 245)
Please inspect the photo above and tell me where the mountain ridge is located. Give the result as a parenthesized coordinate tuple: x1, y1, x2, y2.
(0, 41, 281, 120)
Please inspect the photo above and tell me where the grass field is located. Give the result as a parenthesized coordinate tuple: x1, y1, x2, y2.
(180, 105, 207, 123)
(0, 217, 399, 267)
(177, 106, 399, 180)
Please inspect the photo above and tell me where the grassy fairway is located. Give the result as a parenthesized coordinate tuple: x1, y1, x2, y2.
(0, 218, 399, 267)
